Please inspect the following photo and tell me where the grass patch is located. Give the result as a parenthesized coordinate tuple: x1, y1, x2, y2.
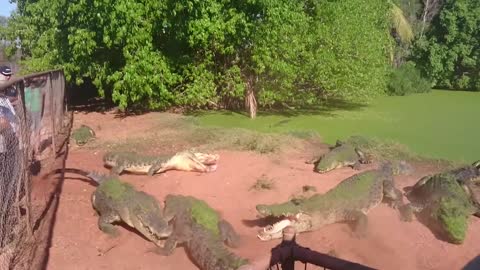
(249, 175, 275, 191)
(93, 113, 305, 155)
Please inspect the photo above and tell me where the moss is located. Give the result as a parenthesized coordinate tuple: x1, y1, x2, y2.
(71, 125, 95, 145)
(190, 199, 221, 235)
(98, 179, 132, 200)
(434, 196, 471, 244)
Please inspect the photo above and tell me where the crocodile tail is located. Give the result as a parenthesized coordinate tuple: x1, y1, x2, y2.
(45, 168, 109, 185)
(85, 170, 110, 184)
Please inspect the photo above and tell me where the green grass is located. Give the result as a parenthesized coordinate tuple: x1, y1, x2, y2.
(195, 90, 480, 163)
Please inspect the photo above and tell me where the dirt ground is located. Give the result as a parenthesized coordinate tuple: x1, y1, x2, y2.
(44, 110, 480, 270)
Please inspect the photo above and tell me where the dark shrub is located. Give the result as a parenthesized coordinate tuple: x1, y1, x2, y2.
(387, 61, 431, 96)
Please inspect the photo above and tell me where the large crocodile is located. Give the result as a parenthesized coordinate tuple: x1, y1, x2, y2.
(399, 160, 480, 244)
(48, 168, 173, 246)
(255, 163, 404, 241)
(150, 194, 250, 270)
(103, 150, 219, 176)
(306, 140, 371, 173)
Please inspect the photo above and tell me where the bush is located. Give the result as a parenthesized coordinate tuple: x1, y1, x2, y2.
(387, 61, 431, 96)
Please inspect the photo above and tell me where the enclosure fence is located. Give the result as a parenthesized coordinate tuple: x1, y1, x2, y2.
(0, 69, 71, 270)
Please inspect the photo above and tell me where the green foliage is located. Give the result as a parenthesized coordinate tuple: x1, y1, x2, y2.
(387, 61, 432, 96)
(7, 0, 397, 110)
(253, 0, 393, 105)
(389, 2, 414, 45)
(413, 0, 480, 91)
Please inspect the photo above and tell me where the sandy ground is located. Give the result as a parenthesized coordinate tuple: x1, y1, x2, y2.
(44, 111, 480, 270)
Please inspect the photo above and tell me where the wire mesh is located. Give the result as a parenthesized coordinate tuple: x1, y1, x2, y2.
(0, 69, 71, 270)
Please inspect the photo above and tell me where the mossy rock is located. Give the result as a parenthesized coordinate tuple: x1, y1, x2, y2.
(71, 125, 96, 146)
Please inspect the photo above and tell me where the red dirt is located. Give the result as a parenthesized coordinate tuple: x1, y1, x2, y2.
(45, 111, 480, 270)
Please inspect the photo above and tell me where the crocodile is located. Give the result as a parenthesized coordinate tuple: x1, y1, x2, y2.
(103, 150, 220, 176)
(306, 139, 371, 174)
(150, 194, 250, 270)
(399, 160, 480, 244)
(255, 162, 404, 241)
(48, 168, 173, 246)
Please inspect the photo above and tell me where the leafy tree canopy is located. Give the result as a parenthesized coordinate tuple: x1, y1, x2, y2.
(413, 0, 480, 91)
(6, 0, 397, 112)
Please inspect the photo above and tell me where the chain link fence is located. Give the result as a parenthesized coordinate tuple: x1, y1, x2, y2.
(0, 69, 71, 270)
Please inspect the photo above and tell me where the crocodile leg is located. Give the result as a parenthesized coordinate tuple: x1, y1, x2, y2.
(382, 177, 404, 210)
(352, 161, 362, 170)
(147, 161, 163, 176)
(218, 219, 241, 248)
(399, 202, 424, 222)
(345, 210, 368, 238)
(110, 165, 125, 176)
(98, 213, 121, 236)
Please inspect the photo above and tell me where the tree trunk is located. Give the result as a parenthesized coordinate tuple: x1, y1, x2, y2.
(244, 78, 257, 119)
(420, 0, 431, 37)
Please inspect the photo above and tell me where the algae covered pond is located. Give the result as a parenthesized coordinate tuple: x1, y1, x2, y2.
(196, 90, 480, 163)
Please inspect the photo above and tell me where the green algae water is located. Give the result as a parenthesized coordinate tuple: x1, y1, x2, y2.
(196, 90, 480, 163)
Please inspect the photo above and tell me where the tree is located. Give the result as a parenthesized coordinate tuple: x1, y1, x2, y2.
(419, 0, 444, 37)
(6, 0, 399, 116)
(413, 0, 480, 90)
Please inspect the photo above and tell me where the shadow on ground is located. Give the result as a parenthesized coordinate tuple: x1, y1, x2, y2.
(186, 98, 368, 119)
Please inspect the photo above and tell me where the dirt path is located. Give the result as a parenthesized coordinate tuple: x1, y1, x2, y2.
(45, 111, 480, 270)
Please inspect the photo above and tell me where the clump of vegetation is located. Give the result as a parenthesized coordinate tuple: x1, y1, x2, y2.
(189, 127, 300, 154)
(250, 175, 275, 191)
(5, 0, 399, 118)
(387, 62, 432, 96)
(413, 0, 480, 91)
(101, 113, 304, 157)
(71, 125, 96, 146)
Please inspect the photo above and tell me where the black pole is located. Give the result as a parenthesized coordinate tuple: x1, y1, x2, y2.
(268, 237, 377, 270)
